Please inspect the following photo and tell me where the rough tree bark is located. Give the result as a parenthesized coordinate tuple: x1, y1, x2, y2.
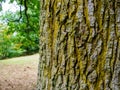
(37, 0, 120, 90)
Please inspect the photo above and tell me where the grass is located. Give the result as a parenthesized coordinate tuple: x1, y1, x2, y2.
(0, 53, 39, 90)
(0, 53, 39, 65)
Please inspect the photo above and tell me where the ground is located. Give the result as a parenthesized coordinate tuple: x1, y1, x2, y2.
(0, 54, 39, 90)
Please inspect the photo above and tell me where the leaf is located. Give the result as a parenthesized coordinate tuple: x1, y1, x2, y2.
(9, 0, 14, 3)
(0, 3, 2, 11)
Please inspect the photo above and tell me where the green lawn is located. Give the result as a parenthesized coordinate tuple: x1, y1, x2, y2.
(0, 54, 39, 65)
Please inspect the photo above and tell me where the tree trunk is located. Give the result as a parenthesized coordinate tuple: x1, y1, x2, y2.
(37, 0, 120, 90)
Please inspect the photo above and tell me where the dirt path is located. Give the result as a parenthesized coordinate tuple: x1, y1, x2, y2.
(0, 54, 39, 90)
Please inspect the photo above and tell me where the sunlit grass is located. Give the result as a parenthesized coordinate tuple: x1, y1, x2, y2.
(0, 53, 39, 65)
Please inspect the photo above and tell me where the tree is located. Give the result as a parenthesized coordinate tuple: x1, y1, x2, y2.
(0, 0, 40, 58)
(37, 0, 120, 90)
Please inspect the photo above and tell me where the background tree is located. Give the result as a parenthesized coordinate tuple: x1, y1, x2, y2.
(37, 0, 120, 90)
(0, 0, 40, 59)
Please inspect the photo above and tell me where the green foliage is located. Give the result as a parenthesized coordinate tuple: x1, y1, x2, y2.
(0, 26, 25, 59)
(0, 0, 39, 59)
